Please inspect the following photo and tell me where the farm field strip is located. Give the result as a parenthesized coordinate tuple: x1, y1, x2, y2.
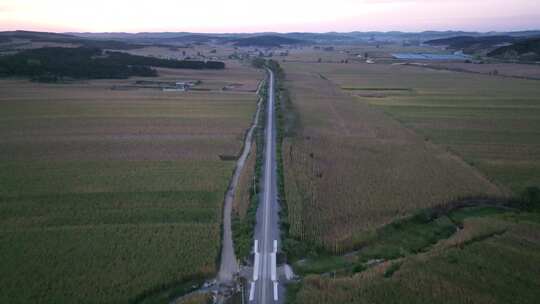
(0, 64, 263, 303)
(281, 60, 540, 304)
(311, 62, 540, 194)
(280, 61, 500, 253)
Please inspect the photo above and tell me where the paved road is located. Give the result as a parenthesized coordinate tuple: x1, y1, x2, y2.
(249, 69, 282, 304)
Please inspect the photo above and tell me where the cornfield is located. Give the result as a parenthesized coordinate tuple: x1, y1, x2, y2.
(281, 63, 501, 253)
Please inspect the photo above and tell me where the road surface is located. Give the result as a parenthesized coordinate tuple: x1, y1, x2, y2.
(249, 69, 283, 304)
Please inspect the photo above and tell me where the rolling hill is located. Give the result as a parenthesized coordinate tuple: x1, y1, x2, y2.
(63, 30, 540, 46)
(425, 35, 517, 54)
(0, 30, 143, 50)
(232, 35, 306, 47)
(488, 37, 540, 61)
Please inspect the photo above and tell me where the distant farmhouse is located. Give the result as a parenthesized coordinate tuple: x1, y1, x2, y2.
(162, 81, 196, 92)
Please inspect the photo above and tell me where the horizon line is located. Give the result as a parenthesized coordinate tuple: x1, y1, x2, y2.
(2, 28, 540, 35)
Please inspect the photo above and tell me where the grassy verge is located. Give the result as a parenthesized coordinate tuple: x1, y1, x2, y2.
(173, 292, 212, 304)
(231, 75, 267, 261)
(288, 199, 540, 303)
(270, 60, 291, 258)
(293, 209, 540, 304)
(133, 276, 206, 304)
(292, 199, 518, 276)
(293, 208, 455, 276)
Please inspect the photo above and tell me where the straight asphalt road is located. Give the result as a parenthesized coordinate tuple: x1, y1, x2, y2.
(249, 69, 282, 304)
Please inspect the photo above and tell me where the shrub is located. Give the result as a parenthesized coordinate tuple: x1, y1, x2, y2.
(383, 261, 402, 278)
(352, 263, 367, 274)
(521, 186, 540, 211)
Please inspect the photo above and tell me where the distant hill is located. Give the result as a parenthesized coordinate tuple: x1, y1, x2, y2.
(232, 35, 306, 47)
(70, 32, 243, 44)
(425, 36, 517, 54)
(155, 34, 231, 44)
(71, 32, 194, 40)
(488, 37, 540, 61)
(0, 30, 77, 42)
(6, 30, 540, 47)
(108, 34, 231, 45)
(70, 30, 540, 45)
(282, 32, 353, 42)
(0, 30, 142, 50)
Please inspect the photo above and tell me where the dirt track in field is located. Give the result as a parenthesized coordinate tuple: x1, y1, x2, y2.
(218, 89, 263, 284)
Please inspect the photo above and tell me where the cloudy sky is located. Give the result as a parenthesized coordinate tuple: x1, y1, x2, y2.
(0, 0, 539, 33)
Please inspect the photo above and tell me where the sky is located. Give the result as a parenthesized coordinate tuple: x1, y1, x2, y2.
(0, 0, 539, 33)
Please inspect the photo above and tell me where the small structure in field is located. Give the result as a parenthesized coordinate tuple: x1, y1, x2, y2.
(162, 81, 197, 92)
(391, 53, 471, 61)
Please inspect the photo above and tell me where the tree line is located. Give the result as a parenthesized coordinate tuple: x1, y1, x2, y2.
(0, 47, 225, 82)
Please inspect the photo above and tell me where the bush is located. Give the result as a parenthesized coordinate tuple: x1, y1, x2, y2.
(522, 186, 540, 211)
(411, 209, 435, 224)
(251, 58, 266, 69)
(352, 263, 366, 274)
(383, 261, 402, 278)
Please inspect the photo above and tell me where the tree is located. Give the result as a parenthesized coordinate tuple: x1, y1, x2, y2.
(522, 186, 540, 210)
(251, 58, 266, 69)
(0, 47, 225, 82)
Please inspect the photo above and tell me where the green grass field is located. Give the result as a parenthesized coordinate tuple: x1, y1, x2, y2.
(290, 206, 540, 304)
(0, 160, 229, 303)
(0, 65, 261, 303)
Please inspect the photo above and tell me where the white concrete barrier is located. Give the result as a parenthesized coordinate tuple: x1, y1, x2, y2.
(253, 252, 260, 281)
(271, 252, 277, 281)
(249, 282, 255, 301)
